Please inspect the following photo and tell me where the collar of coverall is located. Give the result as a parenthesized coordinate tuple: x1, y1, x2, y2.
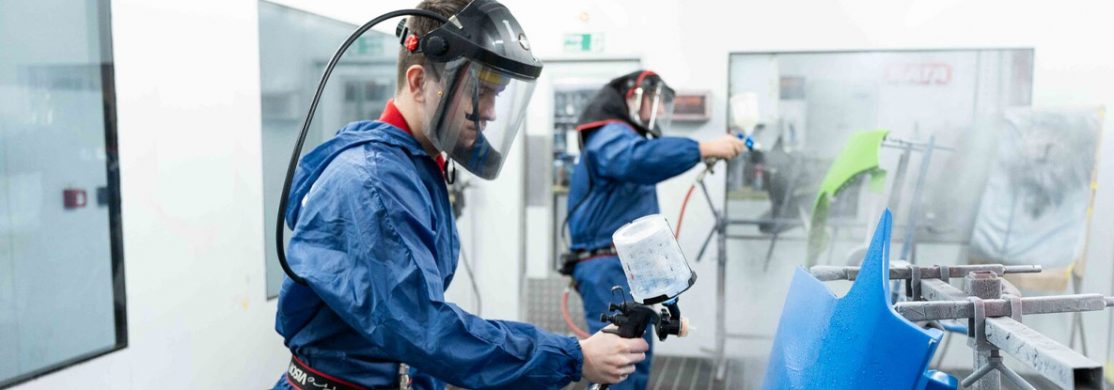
(379, 99, 447, 172)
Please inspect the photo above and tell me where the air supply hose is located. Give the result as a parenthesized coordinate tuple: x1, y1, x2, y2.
(276, 9, 449, 285)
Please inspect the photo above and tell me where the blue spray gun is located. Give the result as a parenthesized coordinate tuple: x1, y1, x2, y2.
(702, 90, 761, 173)
(698, 130, 757, 181)
(739, 131, 756, 150)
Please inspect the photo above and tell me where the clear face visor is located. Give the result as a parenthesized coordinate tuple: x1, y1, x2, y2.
(630, 82, 676, 136)
(426, 61, 537, 179)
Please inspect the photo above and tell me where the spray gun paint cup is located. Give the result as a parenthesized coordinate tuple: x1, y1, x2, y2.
(612, 214, 696, 305)
(729, 92, 760, 134)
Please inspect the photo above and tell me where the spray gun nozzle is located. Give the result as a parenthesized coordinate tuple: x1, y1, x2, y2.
(733, 131, 756, 152)
(678, 317, 691, 337)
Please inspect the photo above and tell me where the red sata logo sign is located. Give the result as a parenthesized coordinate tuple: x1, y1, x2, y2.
(884, 63, 953, 86)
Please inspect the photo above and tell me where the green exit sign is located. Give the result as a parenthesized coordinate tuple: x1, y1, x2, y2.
(563, 33, 604, 53)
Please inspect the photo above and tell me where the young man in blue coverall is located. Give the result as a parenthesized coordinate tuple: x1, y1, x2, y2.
(272, 1, 648, 389)
(566, 71, 746, 390)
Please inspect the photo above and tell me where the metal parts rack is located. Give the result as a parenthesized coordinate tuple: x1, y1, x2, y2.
(812, 263, 1112, 389)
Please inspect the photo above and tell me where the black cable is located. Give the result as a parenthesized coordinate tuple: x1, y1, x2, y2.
(560, 133, 595, 250)
(560, 184, 591, 249)
(277, 9, 450, 285)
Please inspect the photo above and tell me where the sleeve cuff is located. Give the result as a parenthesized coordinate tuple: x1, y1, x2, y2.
(566, 336, 585, 382)
(538, 335, 584, 385)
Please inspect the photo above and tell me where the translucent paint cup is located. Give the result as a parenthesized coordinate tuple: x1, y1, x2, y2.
(612, 214, 696, 304)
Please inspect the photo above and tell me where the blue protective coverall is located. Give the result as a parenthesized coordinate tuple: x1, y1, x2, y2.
(273, 103, 583, 390)
(567, 121, 701, 390)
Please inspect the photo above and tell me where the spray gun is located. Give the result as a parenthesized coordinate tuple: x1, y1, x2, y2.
(698, 92, 762, 178)
(590, 215, 695, 390)
(676, 92, 765, 255)
(699, 131, 757, 180)
(600, 289, 690, 340)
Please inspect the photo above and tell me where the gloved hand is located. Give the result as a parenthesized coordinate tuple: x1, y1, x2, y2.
(578, 328, 649, 384)
(699, 134, 747, 160)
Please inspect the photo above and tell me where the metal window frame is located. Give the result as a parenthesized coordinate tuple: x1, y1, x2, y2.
(0, 0, 127, 388)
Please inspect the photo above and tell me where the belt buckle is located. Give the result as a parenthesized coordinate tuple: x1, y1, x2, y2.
(398, 363, 410, 390)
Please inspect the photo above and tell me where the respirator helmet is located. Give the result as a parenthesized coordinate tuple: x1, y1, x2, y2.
(397, 0, 542, 179)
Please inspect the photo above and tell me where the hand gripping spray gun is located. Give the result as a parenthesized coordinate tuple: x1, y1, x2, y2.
(697, 92, 760, 181)
(590, 214, 696, 390)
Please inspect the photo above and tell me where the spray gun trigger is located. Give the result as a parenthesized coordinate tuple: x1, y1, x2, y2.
(610, 286, 629, 305)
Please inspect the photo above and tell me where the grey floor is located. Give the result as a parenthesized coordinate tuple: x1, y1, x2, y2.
(446, 356, 755, 390)
(445, 359, 1074, 390)
(562, 355, 757, 390)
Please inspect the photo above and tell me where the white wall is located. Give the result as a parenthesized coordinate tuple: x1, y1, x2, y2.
(10, 0, 1114, 388)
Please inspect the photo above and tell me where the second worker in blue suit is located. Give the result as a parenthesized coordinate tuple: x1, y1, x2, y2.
(565, 70, 746, 390)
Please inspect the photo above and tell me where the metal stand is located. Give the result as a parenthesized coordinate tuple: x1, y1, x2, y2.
(692, 174, 730, 381)
(894, 135, 936, 264)
(814, 263, 1113, 389)
(692, 166, 775, 381)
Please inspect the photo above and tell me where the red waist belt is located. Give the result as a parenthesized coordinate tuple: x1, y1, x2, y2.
(286, 355, 408, 390)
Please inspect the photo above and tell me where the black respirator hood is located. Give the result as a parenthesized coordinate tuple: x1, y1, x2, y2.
(576, 70, 660, 136)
